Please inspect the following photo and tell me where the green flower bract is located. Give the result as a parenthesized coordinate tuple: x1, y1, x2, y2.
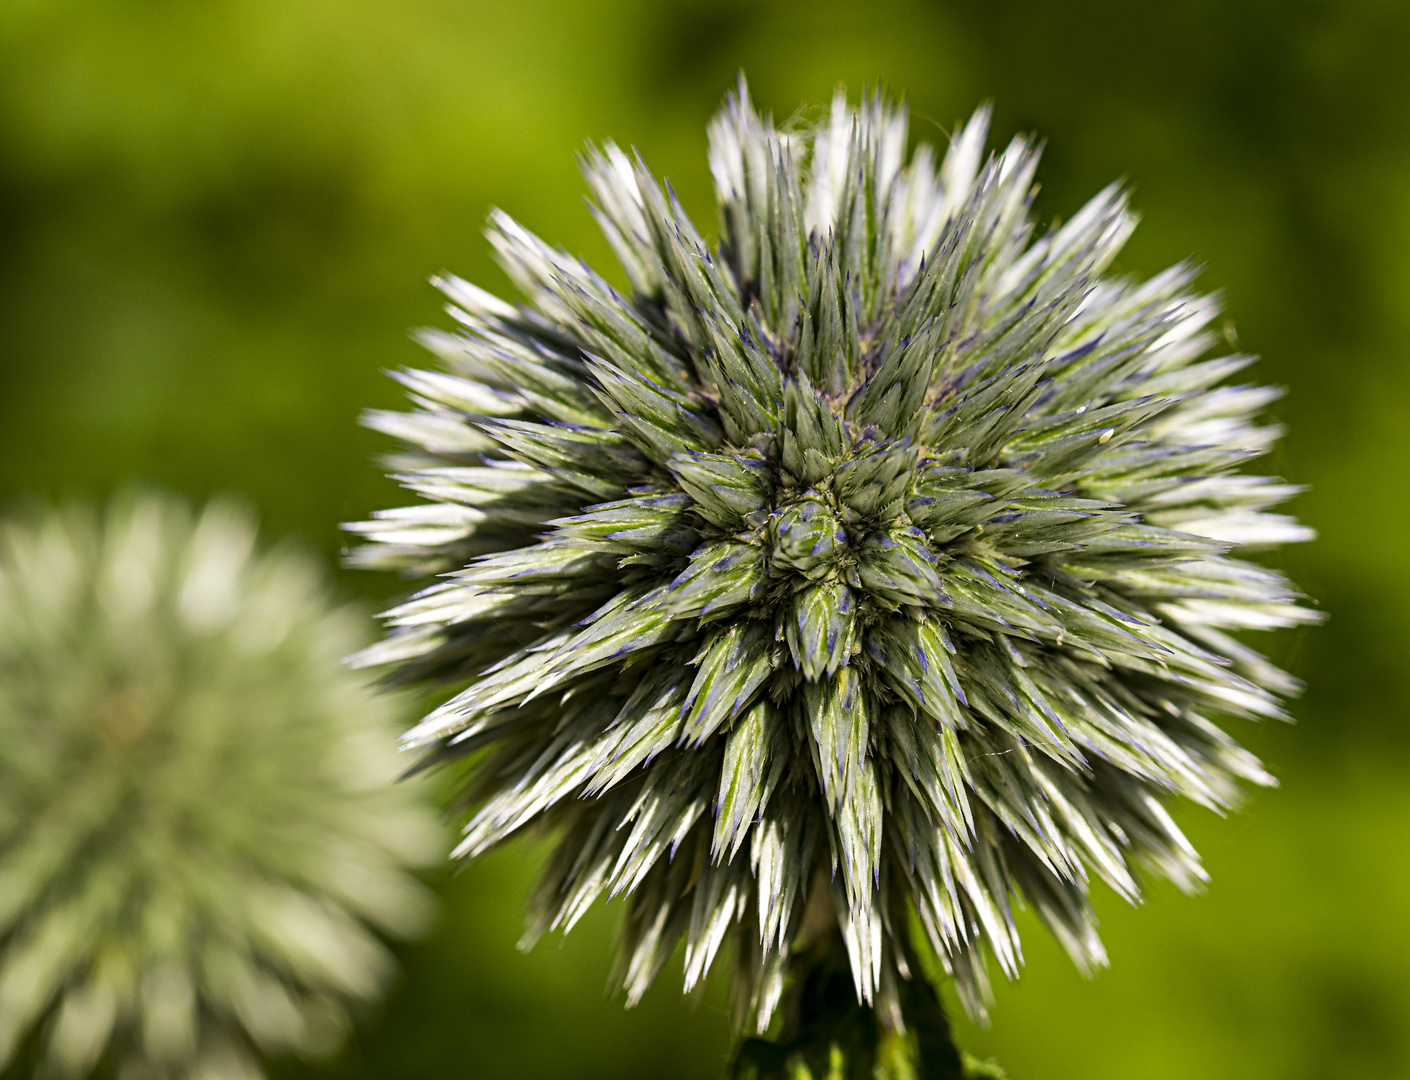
(351, 80, 1316, 1031)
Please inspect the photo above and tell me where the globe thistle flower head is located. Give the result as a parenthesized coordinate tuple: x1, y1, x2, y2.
(351, 79, 1316, 1035)
(0, 491, 440, 1079)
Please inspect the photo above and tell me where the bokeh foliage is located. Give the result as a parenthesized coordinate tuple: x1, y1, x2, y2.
(1, 1, 1406, 1077)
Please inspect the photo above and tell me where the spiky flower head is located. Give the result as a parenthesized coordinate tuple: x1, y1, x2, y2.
(0, 491, 440, 1079)
(351, 80, 1316, 1033)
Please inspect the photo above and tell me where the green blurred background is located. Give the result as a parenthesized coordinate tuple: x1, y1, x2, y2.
(2, 0, 1405, 1076)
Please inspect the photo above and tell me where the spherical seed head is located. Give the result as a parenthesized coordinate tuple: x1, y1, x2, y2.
(351, 79, 1317, 1030)
(0, 491, 440, 1078)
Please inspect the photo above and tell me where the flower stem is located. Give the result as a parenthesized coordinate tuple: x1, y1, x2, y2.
(726, 927, 979, 1080)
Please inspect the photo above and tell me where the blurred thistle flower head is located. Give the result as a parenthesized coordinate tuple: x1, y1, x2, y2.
(350, 78, 1317, 1034)
(0, 490, 441, 1079)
